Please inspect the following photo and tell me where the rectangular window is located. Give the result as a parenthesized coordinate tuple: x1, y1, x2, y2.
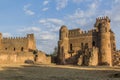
(70, 44, 72, 51)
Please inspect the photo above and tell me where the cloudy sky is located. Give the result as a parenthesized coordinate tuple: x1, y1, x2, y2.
(0, 0, 120, 54)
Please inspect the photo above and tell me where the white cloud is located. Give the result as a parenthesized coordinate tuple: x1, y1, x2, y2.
(22, 0, 120, 53)
(39, 19, 46, 24)
(38, 18, 64, 53)
(39, 18, 64, 25)
(40, 31, 56, 40)
(18, 27, 41, 33)
(17, 26, 57, 54)
(47, 18, 64, 25)
(23, 4, 35, 16)
(42, 7, 49, 11)
(43, 1, 49, 5)
(39, 18, 64, 33)
(68, 1, 98, 19)
(72, 0, 83, 3)
(65, 0, 99, 28)
(56, 0, 68, 10)
(114, 0, 120, 3)
(89, 2, 97, 9)
(3, 33, 12, 37)
(68, 8, 84, 19)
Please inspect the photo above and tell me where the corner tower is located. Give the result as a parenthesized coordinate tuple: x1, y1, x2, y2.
(58, 25, 69, 64)
(95, 16, 112, 66)
(27, 34, 36, 51)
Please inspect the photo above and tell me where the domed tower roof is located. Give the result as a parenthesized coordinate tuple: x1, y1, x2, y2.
(60, 25, 68, 31)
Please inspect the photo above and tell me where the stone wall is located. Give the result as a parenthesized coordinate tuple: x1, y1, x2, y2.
(0, 33, 36, 52)
(0, 50, 51, 64)
(113, 51, 120, 66)
(89, 47, 98, 66)
(0, 51, 33, 63)
(37, 51, 51, 64)
(58, 16, 117, 66)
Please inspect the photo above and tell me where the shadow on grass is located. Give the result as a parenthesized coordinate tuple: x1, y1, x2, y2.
(0, 64, 120, 80)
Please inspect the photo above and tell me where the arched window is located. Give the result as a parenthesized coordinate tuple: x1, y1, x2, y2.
(5, 48, 7, 50)
(85, 43, 88, 49)
(105, 27, 107, 32)
(92, 41, 96, 47)
(21, 47, 24, 51)
(81, 43, 83, 49)
(70, 44, 73, 51)
(66, 33, 67, 37)
(14, 48, 16, 51)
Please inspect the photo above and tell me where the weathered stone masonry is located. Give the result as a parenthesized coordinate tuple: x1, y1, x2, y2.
(57, 16, 119, 66)
(0, 33, 51, 64)
(0, 33, 36, 52)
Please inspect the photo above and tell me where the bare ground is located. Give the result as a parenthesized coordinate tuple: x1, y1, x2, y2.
(0, 64, 120, 80)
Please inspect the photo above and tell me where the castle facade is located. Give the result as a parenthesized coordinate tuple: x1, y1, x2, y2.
(0, 33, 36, 52)
(57, 16, 116, 66)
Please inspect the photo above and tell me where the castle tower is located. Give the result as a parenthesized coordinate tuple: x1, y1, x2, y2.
(58, 25, 69, 64)
(95, 16, 112, 66)
(27, 34, 36, 51)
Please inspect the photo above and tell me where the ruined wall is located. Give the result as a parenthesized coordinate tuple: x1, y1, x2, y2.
(0, 51, 34, 63)
(113, 51, 120, 66)
(89, 47, 98, 66)
(37, 51, 51, 64)
(0, 51, 51, 64)
(110, 31, 116, 52)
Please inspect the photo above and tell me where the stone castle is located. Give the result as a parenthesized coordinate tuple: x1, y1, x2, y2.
(0, 33, 36, 52)
(57, 16, 118, 66)
(0, 33, 51, 64)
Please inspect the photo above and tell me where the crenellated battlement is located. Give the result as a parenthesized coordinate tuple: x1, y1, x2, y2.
(0, 33, 36, 51)
(96, 16, 110, 22)
(68, 28, 96, 37)
(58, 16, 116, 66)
(2, 33, 34, 40)
(3, 37, 27, 40)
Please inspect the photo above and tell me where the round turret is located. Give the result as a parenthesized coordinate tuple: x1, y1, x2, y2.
(97, 17, 112, 66)
(59, 25, 68, 40)
(58, 25, 69, 64)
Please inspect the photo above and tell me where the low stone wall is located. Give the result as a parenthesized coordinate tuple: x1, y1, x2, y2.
(0, 50, 51, 64)
(37, 51, 51, 64)
(0, 51, 34, 64)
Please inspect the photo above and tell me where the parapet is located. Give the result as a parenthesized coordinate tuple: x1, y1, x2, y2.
(96, 16, 110, 22)
(68, 28, 96, 37)
(2, 34, 33, 41)
(3, 37, 27, 40)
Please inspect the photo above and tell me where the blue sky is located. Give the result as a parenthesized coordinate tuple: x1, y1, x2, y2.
(0, 0, 120, 54)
